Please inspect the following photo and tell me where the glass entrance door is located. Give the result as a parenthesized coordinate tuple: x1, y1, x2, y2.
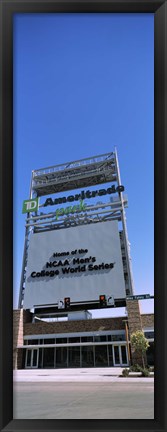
(113, 345, 128, 366)
(32, 348, 39, 368)
(113, 345, 120, 366)
(25, 349, 39, 368)
(120, 345, 128, 366)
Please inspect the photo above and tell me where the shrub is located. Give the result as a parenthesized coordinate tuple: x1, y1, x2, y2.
(141, 368, 150, 377)
(122, 368, 129, 377)
(130, 364, 142, 372)
(130, 331, 150, 368)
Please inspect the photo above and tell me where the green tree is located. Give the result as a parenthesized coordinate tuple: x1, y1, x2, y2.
(130, 330, 150, 368)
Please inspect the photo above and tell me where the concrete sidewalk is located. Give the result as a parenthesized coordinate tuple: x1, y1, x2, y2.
(13, 367, 154, 383)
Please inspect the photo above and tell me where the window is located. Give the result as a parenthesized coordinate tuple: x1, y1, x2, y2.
(113, 346, 120, 365)
(27, 339, 38, 345)
(32, 349, 38, 367)
(38, 348, 43, 368)
(68, 346, 80, 367)
(94, 335, 107, 342)
(26, 349, 31, 367)
(44, 338, 55, 344)
(144, 331, 154, 339)
(108, 345, 113, 366)
(56, 347, 67, 368)
(81, 336, 93, 343)
(146, 342, 154, 366)
(43, 348, 55, 368)
(121, 346, 127, 364)
(81, 346, 94, 367)
(56, 338, 67, 344)
(69, 337, 80, 344)
(95, 345, 108, 367)
(108, 334, 125, 342)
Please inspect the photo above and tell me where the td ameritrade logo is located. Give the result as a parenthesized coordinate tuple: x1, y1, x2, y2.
(43, 185, 124, 208)
(22, 184, 125, 215)
(22, 198, 39, 214)
(22, 198, 86, 219)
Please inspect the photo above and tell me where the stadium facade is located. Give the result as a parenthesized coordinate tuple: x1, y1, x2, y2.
(13, 151, 154, 369)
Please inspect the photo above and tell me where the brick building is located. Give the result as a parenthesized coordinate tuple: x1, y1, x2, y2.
(13, 300, 154, 369)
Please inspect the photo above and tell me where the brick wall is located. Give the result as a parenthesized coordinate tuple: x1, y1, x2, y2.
(126, 300, 142, 335)
(13, 309, 23, 369)
(126, 300, 142, 366)
(23, 312, 154, 338)
(24, 317, 125, 336)
(13, 309, 32, 369)
(141, 314, 154, 328)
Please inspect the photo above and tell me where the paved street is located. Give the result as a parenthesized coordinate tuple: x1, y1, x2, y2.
(13, 368, 154, 419)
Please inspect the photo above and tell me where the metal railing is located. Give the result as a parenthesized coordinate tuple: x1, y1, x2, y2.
(32, 152, 114, 178)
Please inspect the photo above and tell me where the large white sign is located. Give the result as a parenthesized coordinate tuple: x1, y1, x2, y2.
(23, 220, 126, 309)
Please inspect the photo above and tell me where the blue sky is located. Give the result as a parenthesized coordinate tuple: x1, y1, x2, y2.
(13, 13, 154, 316)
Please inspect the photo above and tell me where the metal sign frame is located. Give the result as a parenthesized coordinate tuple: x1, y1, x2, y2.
(19, 150, 135, 310)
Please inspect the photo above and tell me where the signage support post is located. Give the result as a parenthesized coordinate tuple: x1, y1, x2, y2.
(19, 172, 37, 308)
(114, 148, 135, 295)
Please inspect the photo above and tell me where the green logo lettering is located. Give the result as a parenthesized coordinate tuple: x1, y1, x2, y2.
(54, 200, 86, 220)
(22, 198, 39, 214)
